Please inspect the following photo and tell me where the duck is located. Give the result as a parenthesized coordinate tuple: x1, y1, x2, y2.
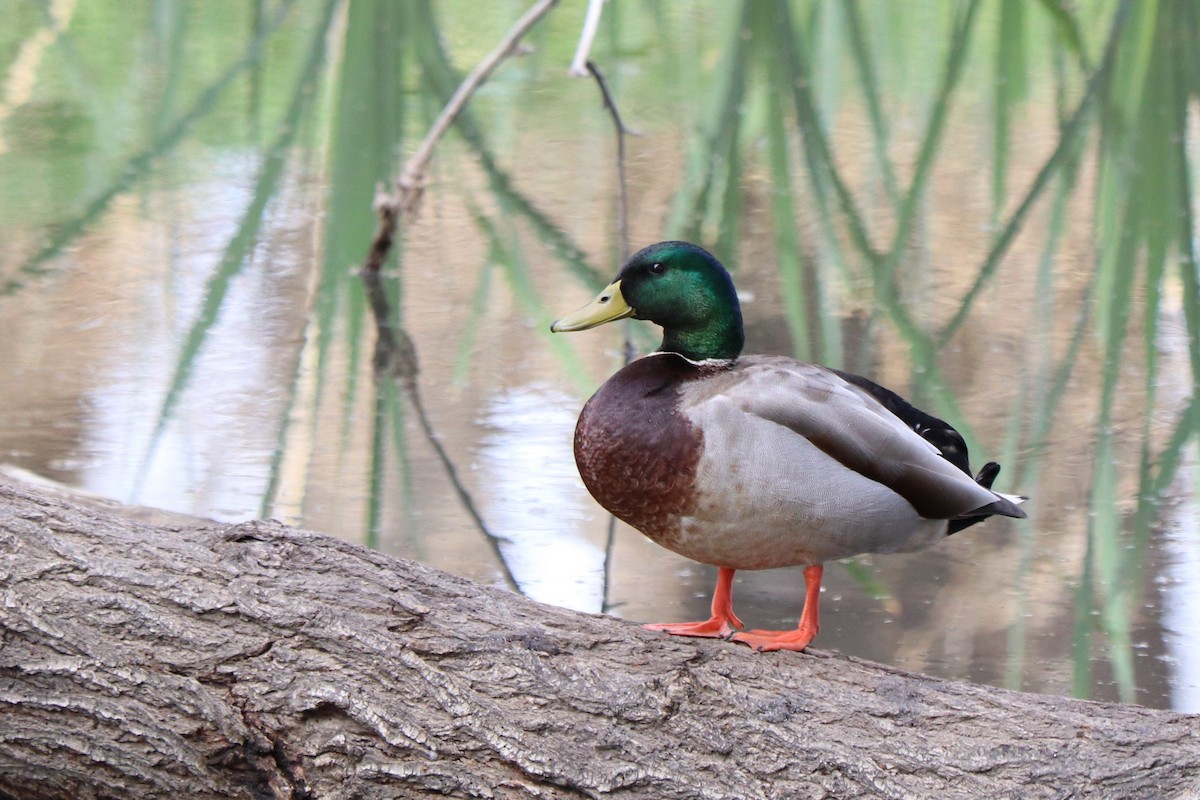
(551, 240, 1026, 652)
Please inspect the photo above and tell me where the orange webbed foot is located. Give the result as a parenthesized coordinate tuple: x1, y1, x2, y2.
(643, 614, 742, 639)
(730, 625, 818, 652)
(731, 564, 824, 653)
(643, 566, 744, 639)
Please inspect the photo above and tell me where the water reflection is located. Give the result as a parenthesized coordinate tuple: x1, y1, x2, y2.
(478, 384, 602, 612)
(1161, 445, 1200, 712)
(34, 158, 307, 521)
(0, 0, 1197, 711)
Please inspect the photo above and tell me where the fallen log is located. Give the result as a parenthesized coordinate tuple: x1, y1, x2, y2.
(1, 478, 1198, 799)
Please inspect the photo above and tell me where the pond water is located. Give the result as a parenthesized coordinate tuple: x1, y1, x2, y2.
(2, 1, 1198, 710)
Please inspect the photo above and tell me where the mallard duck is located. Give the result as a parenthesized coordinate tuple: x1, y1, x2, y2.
(551, 241, 1026, 652)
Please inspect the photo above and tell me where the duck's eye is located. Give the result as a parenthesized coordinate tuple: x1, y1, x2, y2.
(649, 262, 665, 275)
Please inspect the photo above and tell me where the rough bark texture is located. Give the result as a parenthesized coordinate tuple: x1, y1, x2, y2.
(1, 478, 1199, 800)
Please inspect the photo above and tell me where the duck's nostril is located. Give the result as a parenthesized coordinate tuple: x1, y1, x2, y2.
(600, 296, 610, 303)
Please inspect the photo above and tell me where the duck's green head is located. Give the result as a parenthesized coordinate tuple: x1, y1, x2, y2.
(551, 241, 745, 362)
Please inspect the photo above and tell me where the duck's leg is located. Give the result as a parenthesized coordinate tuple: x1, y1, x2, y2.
(732, 564, 823, 652)
(644, 566, 744, 638)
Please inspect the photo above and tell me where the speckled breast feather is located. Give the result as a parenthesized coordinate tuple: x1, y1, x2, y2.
(573, 353, 724, 543)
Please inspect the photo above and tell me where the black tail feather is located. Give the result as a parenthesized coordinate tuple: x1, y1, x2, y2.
(948, 462, 1026, 535)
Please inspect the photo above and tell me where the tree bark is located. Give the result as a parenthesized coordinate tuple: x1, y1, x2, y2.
(1, 478, 1198, 800)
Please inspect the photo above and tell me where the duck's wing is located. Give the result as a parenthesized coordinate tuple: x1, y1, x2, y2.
(831, 369, 971, 474)
(829, 370, 1021, 530)
(710, 358, 1026, 522)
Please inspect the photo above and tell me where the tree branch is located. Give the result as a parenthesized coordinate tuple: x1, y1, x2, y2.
(356, 0, 560, 594)
(582, 59, 635, 614)
(568, 0, 606, 77)
(367, 0, 559, 246)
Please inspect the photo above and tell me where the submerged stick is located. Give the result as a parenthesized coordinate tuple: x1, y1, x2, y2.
(582, 60, 634, 613)
(358, 0, 561, 595)
(585, 61, 633, 263)
(359, 270, 521, 596)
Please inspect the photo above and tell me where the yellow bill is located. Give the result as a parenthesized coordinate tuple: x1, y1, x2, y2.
(550, 280, 634, 332)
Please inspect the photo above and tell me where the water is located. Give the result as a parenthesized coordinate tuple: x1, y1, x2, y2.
(1, 0, 1198, 710)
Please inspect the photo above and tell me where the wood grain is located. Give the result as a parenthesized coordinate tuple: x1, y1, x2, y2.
(1, 479, 1197, 799)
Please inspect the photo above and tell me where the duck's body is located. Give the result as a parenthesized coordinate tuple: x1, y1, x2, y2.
(553, 241, 1026, 652)
(575, 351, 1013, 571)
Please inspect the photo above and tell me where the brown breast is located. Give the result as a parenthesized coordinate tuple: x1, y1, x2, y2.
(573, 353, 719, 543)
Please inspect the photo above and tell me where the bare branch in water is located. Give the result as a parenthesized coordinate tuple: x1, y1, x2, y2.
(358, 0, 561, 596)
(585, 61, 633, 263)
(363, 0, 560, 274)
(584, 60, 635, 614)
(361, 269, 521, 595)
